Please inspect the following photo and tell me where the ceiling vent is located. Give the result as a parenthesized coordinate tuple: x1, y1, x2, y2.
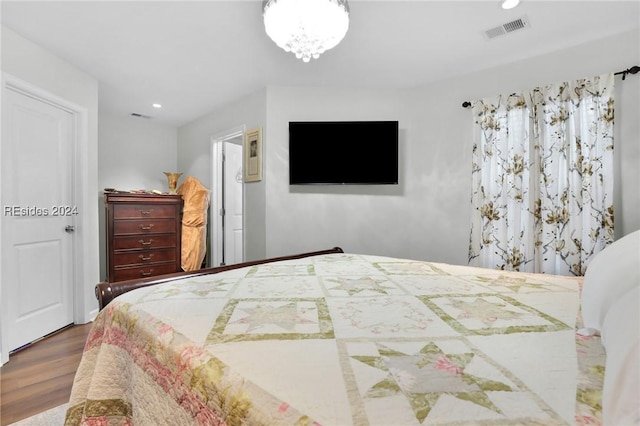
(484, 16, 530, 39)
(131, 112, 152, 119)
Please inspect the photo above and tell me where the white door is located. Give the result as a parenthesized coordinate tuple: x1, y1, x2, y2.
(1, 87, 75, 351)
(223, 141, 244, 264)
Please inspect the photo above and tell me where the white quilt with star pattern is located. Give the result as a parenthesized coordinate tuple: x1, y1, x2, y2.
(66, 253, 604, 425)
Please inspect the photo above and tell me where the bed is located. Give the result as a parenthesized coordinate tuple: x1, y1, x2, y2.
(66, 244, 632, 426)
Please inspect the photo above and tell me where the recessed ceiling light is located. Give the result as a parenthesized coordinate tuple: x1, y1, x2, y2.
(152, 103, 162, 108)
(501, 0, 520, 9)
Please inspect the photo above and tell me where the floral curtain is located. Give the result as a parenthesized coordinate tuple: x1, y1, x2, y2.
(469, 73, 615, 276)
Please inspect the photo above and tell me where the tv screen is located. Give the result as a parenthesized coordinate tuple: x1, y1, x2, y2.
(289, 121, 399, 185)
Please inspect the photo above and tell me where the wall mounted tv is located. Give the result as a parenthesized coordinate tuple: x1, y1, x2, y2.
(289, 121, 399, 185)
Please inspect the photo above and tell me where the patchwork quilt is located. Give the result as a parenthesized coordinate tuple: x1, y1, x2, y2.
(66, 253, 604, 425)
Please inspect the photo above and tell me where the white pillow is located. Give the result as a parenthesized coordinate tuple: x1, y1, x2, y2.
(581, 230, 640, 333)
(600, 285, 640, 426)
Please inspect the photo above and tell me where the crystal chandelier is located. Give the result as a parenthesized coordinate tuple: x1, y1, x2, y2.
(262, 0, 350, 63)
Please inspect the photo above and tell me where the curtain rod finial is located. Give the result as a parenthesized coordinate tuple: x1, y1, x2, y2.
(615, 65, 640, 80)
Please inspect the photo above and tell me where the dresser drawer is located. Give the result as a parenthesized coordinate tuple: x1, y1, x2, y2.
(113, 203, 178, 219)
(112, 263, 180, 281)
(112, 235, 177, 251)
(113, 219, 176, 235)
(113, 249, 177, 267)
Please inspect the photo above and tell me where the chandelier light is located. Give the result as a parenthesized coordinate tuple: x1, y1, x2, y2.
(262, 0, 350, 63)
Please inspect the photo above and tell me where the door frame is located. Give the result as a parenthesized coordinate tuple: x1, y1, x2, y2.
(210, 125, 245, 267)
(0, 74, 88, 365)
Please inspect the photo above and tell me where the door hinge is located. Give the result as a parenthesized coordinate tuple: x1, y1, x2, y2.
(220, 208, 225, 217)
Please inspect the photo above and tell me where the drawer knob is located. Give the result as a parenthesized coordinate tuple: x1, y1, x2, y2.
(138, 239, 154, 246)
(139, 254, 154, 261)
(140, 209, 154, 216)
(140, 269, 154, 277)
(139, 224, 155, 231)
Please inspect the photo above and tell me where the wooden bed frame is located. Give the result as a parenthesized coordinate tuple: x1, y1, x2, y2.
(95, 247, 344, 310)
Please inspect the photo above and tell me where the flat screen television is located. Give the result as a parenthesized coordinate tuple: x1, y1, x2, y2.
(289, 121, 399, 185)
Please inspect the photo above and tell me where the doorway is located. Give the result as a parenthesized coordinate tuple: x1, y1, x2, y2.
(1, 77, 79, 354)
(211, 127, 245, 266)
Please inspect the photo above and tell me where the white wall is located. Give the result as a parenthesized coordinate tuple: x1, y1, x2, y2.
(1, 26, 100, 362)
(97, 112, 178, 280)
(177, 90, 267, 261)
(261, 29, 639, 265)
(98, 113, 178, 192)
(265, 86, 410, 258)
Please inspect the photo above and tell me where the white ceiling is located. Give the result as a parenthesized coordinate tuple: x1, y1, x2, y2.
(2, 1, 638, 127)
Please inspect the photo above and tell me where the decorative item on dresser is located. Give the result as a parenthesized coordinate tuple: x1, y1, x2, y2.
(163, 172, 183, 194)
(103, 192, 183, 282)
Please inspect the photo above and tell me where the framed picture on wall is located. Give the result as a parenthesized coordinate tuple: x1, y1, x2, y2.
(244, 128, 262, 182)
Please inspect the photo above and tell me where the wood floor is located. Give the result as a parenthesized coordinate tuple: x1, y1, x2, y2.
(0, 323, 93, 425)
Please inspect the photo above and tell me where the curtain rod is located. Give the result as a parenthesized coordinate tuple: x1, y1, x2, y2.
(461, 65, 639, 109)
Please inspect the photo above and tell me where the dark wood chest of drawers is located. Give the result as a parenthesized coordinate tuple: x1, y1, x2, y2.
(104, 192, 183, 282)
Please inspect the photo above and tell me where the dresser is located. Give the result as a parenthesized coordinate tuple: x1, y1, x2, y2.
(104, 192, 183, 282)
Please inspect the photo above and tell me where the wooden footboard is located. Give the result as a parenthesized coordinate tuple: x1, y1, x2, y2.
(95, 247, 344, 310)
